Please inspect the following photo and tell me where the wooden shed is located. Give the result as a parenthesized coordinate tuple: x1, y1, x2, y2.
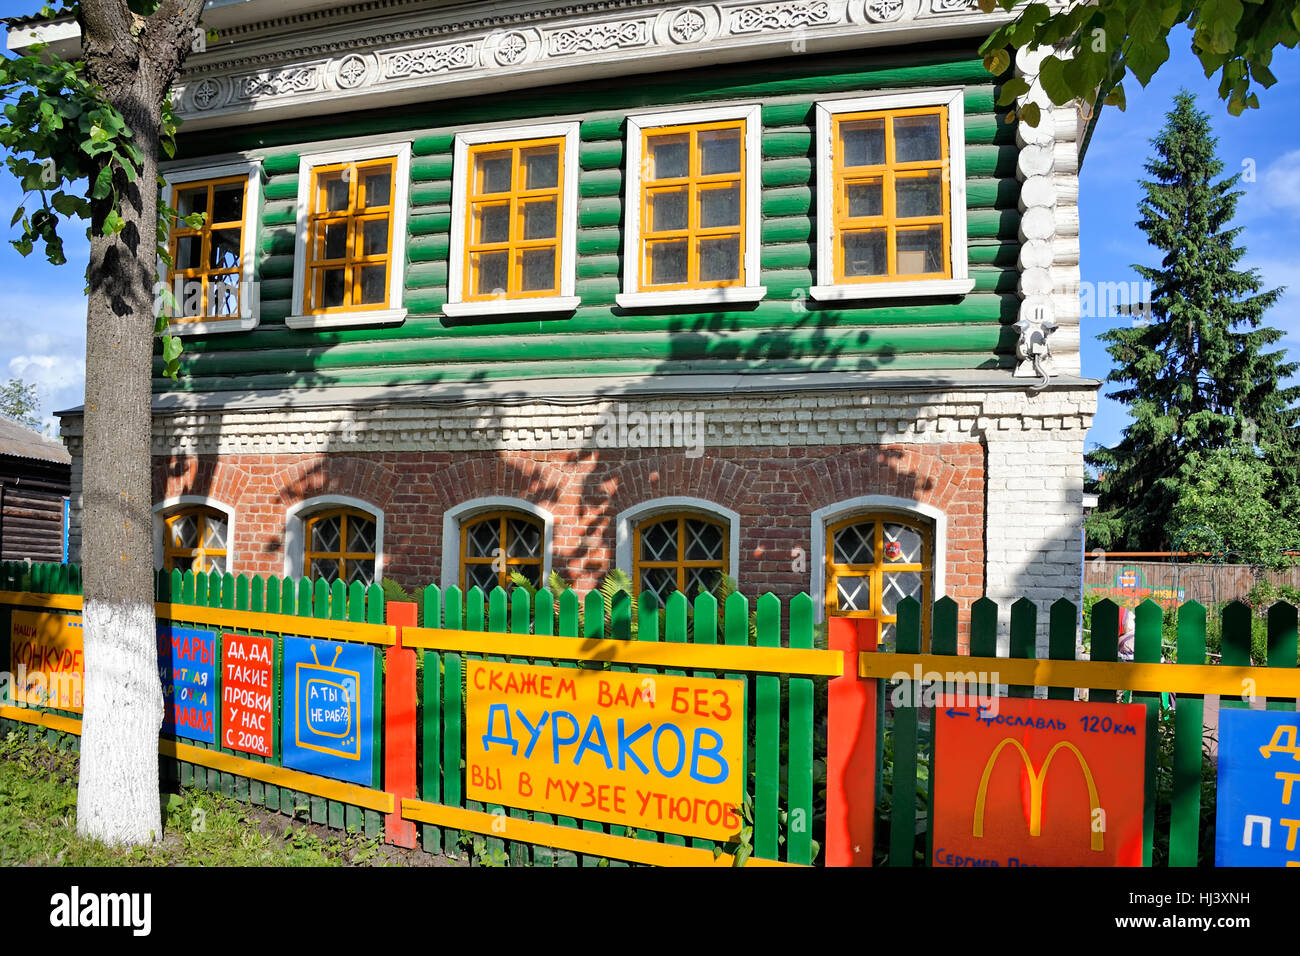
(0, 417, 71, 564)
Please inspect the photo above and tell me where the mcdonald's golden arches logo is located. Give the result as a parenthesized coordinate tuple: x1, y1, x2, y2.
(973, 738, 1103, 851)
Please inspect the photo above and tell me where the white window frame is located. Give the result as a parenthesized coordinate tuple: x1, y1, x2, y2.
(444, 123, 581, 318)
(157, 160, 263, 336)
(283, 495, 385, 584)
(440, 497, 555, 593)
(287, 141, 412, 330)
(614, 496, 742, 592)
(152, 496, 237, 573)
(617, 103, 766, 309)
(811, 90, 974, 302)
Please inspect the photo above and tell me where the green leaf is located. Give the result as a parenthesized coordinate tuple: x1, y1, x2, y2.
(10, 206, 25, 227)
(162, 335, 183, 365)
(101, 208, 124, 236)
(995, 76, 1031, 106)
(1019, 101, 1042, 128)
(983, 48, 1012, 77)
(91, 163, 114, 200)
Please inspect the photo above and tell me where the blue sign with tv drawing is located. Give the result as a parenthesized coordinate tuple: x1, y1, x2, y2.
(157, 625, 217, 744)
(1215, 708, 1300, 866)
(281, 636, 378, 786)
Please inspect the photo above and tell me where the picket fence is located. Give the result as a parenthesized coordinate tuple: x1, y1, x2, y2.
(1, 560, 1298, 867)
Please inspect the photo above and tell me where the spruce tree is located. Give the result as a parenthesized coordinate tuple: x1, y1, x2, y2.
(1087, 90, 1300, 555)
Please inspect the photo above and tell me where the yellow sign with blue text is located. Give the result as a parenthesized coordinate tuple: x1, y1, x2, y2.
(465, 660, 745, 840)
(9, 610, 83, 711)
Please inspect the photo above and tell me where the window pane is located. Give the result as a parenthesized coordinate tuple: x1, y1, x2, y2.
(477, 152, 512, 194)
(896, 170, 943, 219)
(466, 519, 500, 559)
(833, 522, 874, 565)
(176, 236, 202, 270)
(698, 235, 740, 282)
(685, 520, 723, 561)
(641, 567, 677, 602)
(514, 564, 542, 589)
(362, 219, 389, 257)
(171, 514, 198, 548)
(347, 517, 376, 554)
(507, 518, 541, 559)
(894, 114, 942, 164)
(640, 520, 677, 562)
(842, 230, 887, 278)
(648, 240, 688, 285)
(840, 118, 885, 167)
(649, 189, 688, 232)
(323, 222, 348, 260)
(846, 178, 884, 218)
(362, 170, 391, 208)
(312, 515, 341, 553)
(883, 523, 923, 564)
(346, 559, 376, 587)
(521, 248, 556, 292)
(685, 566, 722, 596)
(698, 184, 740, 229)
(474, 252, 509, 296)
(466, 563, 498, 592)
(311, 558, 340, 583)
(522, 199, 557, 240)
(475, 204, 510, 245)
(322, 268, 347, 308)
(896, 226, 944, 275)
(523, 146, 559, 190)
(322, 174, 349, 213)
(211, 183, 243, 224)
(176, 186, 207, 219)
(358, 265, 387, 304)
(208, 275, 241, 316)
(648, 134, 689, 180)
(207, 554, 226, 576)
(698, 127, 741, 176)
(209, 228, 241, 270)
(881, 571, 923, 615)
(836, 576, 871, 613)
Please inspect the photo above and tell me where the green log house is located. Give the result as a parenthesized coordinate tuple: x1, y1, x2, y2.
(17, 0, 1098, 647)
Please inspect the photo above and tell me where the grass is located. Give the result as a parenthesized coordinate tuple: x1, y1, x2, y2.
(0, 732, 394, 866)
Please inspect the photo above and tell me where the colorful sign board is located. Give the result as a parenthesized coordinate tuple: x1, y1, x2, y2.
(1215, 709, 1300, 867)
(220, 633, 275, 757)
(157, 625, 217, 743)
(8, 610, 83, 711)
(465, 660, 745, 840)
(933, 696, 1146, 866)
(1087, 565, 1185, 610)
(281, 636, 378, 786)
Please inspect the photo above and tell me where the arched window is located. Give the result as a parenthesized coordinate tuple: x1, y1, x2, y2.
(825, 513, 932, 647)
(163, 506, 229, 575)
(304, 507, 377, 586)
(460, 510, 544, 592)
(634, 512, 728, 602)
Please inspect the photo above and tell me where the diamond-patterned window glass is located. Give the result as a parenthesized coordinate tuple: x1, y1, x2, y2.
(634, 513, 729, 600)
(304, 508, 379, 587)
(460, 510, 545, 593)
(825, 513, 933, 650)
(163, 507, 229, 575)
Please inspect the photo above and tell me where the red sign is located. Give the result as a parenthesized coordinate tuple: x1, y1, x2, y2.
(220, 634, 275, 757)
(933, 696, 1146, 867)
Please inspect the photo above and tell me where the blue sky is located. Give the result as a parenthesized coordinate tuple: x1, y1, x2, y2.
(0, 8, 1297, 447)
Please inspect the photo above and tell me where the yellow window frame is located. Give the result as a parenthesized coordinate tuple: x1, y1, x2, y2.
(832, 105, 951, 284)
(825, 514, 933, 649)
(163, 507, 229, 575)
(304, 157, 397, 314)
(460, 510, 545, 592)
(463, 137, 565, 301)
(303, 507, 377, 583)
(638, 119, 746, 292)
(633, 513, 729, 597)
(167, 174, 247, 323)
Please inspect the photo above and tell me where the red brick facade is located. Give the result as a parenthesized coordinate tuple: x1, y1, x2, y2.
(155, 442, 987, 615)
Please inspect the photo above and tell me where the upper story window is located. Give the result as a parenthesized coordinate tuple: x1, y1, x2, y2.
(812, 91, 974, 302)
(460, 510, 545, 593)
(288, 142, 411, 330)
(634, 512, 729, 603)
(304, 507, 378, 586)
(618, 104, 765, 309)
(159, 161, 261, 336)
(163, 506, 229, 575)
(445, 123, 580, 318)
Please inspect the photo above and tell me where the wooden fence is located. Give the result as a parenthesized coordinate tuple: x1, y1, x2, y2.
(1, 561, 1298, 867)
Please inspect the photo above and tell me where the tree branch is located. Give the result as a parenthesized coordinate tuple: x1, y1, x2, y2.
(77, 0, 135, 46)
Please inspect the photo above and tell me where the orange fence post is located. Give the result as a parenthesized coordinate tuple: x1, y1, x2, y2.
(825, 616, 878, 867)
(384, 601, 418, 848)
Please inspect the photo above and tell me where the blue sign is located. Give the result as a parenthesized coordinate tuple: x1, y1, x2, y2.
(281, 636, 378, 786)
(1216, 708, 1300, 867)
(157, 625, 217, 744)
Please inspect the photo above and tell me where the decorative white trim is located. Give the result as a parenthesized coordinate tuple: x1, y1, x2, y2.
(151, 496, 238, 573)
(439, 497, 555, 595)
(614, 496, 742, 590)
(621, 103, 763, 300)
(157, 160, 264, 336)
(809, 495, 948, 623)
(283, 495, 385, 584)
(446, 122, 581, 315)
(289, 140, 412, 329)
(812, 89, 970, 301)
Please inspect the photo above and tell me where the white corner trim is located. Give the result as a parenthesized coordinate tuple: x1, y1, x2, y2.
(441, 297, 580, 318)
(152, 496, 238, 572)
(290, 140, 412, 325)
(814, 89, 969, 292)
(447, 122, 581, 310)
(614, 496, 742, 591)
(809, 279, 975, 302)
(439, 497, 555, 595)
(809, 495, 948, 624)
(283, 494, 385, 584)
(616, 286, 767, 309)
(622, 103, 762, 298)
(157, 160, 264, 332)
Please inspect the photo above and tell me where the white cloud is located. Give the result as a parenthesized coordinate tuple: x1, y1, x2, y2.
(1261, 149, 1300, 213)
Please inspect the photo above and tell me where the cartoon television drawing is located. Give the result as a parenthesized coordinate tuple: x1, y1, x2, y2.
(294, 644, 362, 761)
